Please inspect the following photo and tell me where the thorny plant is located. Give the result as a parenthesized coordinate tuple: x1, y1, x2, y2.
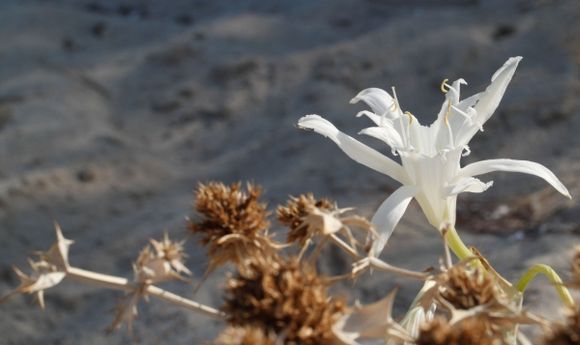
(1, 58, 579, 345)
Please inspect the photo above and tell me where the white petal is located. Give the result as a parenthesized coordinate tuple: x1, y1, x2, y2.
(460, 158, 571, 198)
(370, 185, 417, 256)
(350, 88, 399, 119)
(298, 115, 408, 184)
(447, 78, 467, 105)
(356, 110, 382, 126)
(449, 57, 522, 148)
(458, 93, 481, 110)
(359, 124, 405, 153)
(445, 177, 493, 196)
(473, 56, 522, 127)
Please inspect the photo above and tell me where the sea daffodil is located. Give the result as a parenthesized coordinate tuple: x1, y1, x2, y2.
(298, 57, 570, 257)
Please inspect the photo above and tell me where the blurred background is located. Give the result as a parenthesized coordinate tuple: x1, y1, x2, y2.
(0, 0, 579, 343)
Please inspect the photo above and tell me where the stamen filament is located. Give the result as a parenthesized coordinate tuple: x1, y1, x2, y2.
(444, 100, 452, 126)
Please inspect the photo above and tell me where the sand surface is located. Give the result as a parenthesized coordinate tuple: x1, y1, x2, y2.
(1, 0, 579, 343)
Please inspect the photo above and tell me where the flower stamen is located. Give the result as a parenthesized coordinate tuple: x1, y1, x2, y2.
(404, 111, 414, 125)
(444, 100, 452, 126)
(440, 78, 450, 93)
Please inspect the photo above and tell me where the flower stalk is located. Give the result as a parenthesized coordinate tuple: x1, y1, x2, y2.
(443, 226, 474, 262)
(515, 264, 575, 308)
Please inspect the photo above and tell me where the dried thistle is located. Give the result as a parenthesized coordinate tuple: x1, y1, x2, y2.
(569, 247, 580, 289)
(213, 326, 278, 345)
(416, 316, 502, 345)
(333, 289, 412, 345)
(277, 193, 334, 246)
(107, 286, 145, 334)
(541, 306, 580, 345)
(134, 232, 191, 284)
(222, 256, 346, 345)
(438, 264, 500, 310)
(410, 256, 544, 345)
(110, 233, 192, 332)
(277, 193, 375, 258)
(0, 224, 72, 309)
(189, 182, 276, 272)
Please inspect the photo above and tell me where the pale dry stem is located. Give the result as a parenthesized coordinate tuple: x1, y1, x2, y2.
(66, 266, 225, 320)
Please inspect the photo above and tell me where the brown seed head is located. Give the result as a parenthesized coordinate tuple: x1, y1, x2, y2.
(189, 182, 273, 271)
(439, 265, 501, 310)
(222, 256, 346, 345)
(277, 193, 334, 246)
(213, 326, 277, 345)
(570, 247, 580, 289)
(542, 306, 580, 345)
(416, 316, 504, 345)
(133, 234, 191, 284)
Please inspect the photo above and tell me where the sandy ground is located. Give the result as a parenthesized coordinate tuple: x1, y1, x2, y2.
(0, 0, 579, 343)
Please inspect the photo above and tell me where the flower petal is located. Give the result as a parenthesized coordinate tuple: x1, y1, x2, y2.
(460, 158, 571, 198)
(445, 177, 493, 196)
(443, 57, 522, 150)
(447, 78, 467, 105)
(473, 56, 522, 128)
(359, 123, 405, 153)
(356, 110, 382, 126)
(298, 115, 407, 184)
(350, 88, 399, 119)
(370, 185, 417, 256)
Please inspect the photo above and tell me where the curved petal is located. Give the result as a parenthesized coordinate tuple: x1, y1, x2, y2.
(356, 110, 382, 126)
(473, 56, 522, 128)
(445, 177, 493, 196)
(298, 115, 407, 184)
(350, 88, 399, 119)
(447, 78, 467, 105)
(460, 159, 571, 198)
(359, 124, 405, 153)
(370, 185, 417, 256)
(450, 57, 522, 148)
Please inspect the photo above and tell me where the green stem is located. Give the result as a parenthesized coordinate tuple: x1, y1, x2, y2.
(444, 226, 475, 260)
(515, 264, 575, 308)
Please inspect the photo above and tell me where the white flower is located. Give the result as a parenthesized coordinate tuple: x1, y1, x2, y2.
(298, 57, 570, 256)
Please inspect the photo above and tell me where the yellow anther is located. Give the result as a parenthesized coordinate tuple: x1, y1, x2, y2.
(404, 111, 414, 125)
(440, 78, 450, 93)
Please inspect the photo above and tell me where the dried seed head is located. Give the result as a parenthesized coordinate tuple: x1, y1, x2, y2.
(107, 287, 145, 334)
(213, 326, 277, 345)
(334, 288, 412, 344)
(0, 224, 72, 309)
(542, 307, 580, 345)
(416, 316, 503, 345)
(439, 265, 501, 310)
(222, 256, 347, 345)
(277, 194, 334, 245)
(189, 182, 274, 272)
(133, 233, 191, 284)
(570, 247, 580, 288)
